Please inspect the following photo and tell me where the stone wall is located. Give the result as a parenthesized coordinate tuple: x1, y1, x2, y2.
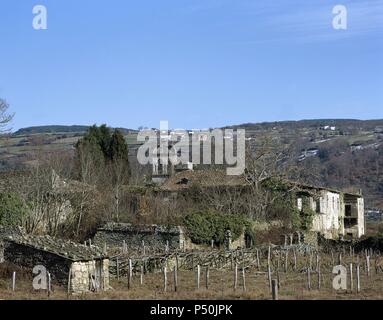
(0, 242, 4, 263)
(229, 233, 246, 249)
(94, 224, 246, 252)
(70, 259, 109, 293)
(311, 190, 342, 239)
(0, 226, 25, 264)
(357, 197, 365, 237)
(4, 241, 72, 284)
(178, 229, 206, 251)
(93, 224, 185, 250)
(3, 240, 109, 294)
(301, 231, 319, 248)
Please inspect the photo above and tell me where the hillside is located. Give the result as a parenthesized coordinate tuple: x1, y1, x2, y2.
(1, 119, 383, 209)
(235, 119, 383, 210)
(13, 125, 135, 136)
(0, 125, 139, 171)
(227, 119, 383, 130)
(13, 125, 90, 135)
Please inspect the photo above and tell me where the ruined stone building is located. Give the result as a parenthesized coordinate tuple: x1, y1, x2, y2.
(0, 231, 109, 293)
(0, 226, 24, 263)
(293, 183, 365, 239)
(158, 170, 365, 240)
(93, 222, 190, 250)
(93, 222, 245, 251)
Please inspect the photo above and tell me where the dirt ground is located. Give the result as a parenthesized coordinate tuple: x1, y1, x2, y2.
(1, 258, 383, 300)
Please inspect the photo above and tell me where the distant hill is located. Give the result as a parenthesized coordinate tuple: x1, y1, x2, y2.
(14, 125, 90, 135)
(13, 125, 136, 136)
(2, 119, 383, 210)
(226, 119, 383, 131)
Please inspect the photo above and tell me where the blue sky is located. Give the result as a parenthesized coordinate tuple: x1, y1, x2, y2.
(0, 0, 382, 131)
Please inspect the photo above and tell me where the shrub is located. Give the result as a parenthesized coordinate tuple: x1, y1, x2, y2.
(183, 210, 249, 245)
(291, 207, 302, 229)
(354, 235, 383, 252)
(300, 208, 316, 231)
(0, 192, 27, 227)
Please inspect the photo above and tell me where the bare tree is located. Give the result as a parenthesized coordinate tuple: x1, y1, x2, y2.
(73, 144, 105, 237)
(14, 151, 70, 235)
(0, 99, 14, 133)
(106, 158, 130, 222)
(192, 138, 307, 222)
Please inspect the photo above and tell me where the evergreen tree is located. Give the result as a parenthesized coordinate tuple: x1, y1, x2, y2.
(75, 125, 130, 184)
(80, 124, 112, 159)
(109, 129, 131, 186)
(109, 129, 129, 161)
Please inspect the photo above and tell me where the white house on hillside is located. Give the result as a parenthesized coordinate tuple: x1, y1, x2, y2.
(295, 184, 364, 240)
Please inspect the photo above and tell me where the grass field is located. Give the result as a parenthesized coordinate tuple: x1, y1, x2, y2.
(1, 250, 383, 300)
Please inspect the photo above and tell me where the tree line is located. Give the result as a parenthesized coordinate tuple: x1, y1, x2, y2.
(0, 100, 133, 240)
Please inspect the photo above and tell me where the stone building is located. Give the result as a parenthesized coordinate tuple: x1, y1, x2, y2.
(0, 226, 24, 263)
(294, 183, 365, 239)
(1, 233, 109, 293)
(93, 222, 192, 250)
(95, 169, 365, 246)
(159, 170, 365, 240)
(94, 222, 246, 251)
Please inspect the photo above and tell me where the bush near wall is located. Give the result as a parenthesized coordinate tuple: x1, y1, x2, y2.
(355, 234, 383, 252)
(183, 210, 250, 246)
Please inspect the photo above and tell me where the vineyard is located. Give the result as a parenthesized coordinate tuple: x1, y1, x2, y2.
(2, 243, 383, 300)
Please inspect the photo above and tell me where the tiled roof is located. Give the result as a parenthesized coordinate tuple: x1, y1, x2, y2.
(0, 225, 25, 240)
(160, 170, 248, 192)
(159, 170, 363, 197)
(4, 234, 106, 262)
(286, 180, 362, 197)
(98, 222, 182, 235)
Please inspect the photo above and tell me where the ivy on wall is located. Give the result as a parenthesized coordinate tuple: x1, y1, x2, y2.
(293, 195, 316, 231)
(267, 191, 316, 231)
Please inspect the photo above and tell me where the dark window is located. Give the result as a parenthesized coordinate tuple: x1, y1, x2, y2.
(316, 199, 321, 213)
(345, 204, 352, 217)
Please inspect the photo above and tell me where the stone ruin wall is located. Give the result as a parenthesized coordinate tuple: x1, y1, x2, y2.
(3, 241, 71, 285)
(70, 259, 109, 293)
(229, 234, 246, 250)
(94, 226, 246, 252)
(0, 242, 4, 263)
(94, 228, 184, 250)
(3, 241, 109, 294)
(180, 232, 246, 251)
